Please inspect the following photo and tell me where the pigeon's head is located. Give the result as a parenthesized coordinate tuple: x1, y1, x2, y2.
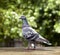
(20, 15, 26, 20)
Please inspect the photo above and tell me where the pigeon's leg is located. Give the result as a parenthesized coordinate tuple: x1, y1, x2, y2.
(28, 41, 36, 50)
(28, 41, 31, 49)
(31, 42, 36, 50)
(34, 42, 36, 49)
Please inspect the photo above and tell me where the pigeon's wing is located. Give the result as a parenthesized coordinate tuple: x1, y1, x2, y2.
(22, 27, 38, 40)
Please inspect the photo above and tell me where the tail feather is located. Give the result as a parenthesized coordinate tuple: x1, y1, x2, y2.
(43, 41, 52, 45)
(35, 37, 52, 45)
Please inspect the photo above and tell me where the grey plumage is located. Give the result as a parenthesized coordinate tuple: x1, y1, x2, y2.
(20, 15, 51, 49)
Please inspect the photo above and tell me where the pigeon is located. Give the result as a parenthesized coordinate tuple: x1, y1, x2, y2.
(20, 15, 51, 49)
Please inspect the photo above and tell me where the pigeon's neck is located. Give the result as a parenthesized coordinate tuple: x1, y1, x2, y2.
(22, 19, 29, 27)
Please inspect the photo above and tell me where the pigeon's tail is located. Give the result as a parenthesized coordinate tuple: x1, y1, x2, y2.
(43, 40, 52, 45)
(35, 37, 52, 45)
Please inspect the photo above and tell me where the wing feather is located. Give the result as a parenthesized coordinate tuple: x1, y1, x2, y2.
(22, 27, 38, 40)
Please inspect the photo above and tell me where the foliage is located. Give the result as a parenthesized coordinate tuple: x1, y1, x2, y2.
(0, 0, 60, 46)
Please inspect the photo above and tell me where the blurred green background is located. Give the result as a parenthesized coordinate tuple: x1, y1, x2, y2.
(0, 0, 60, 46)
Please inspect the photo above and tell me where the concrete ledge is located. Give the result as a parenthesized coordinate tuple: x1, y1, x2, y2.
(0, 47, 60, 55)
